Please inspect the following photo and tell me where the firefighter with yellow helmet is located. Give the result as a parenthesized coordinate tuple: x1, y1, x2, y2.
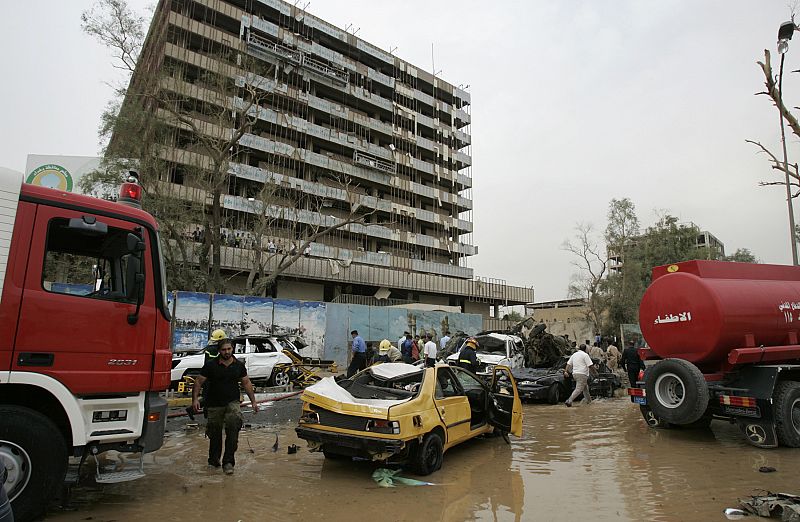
(376, 339, 402, 363)
(205, 328, 228, 363)
(458, 337, 480, 373)
(187, 328, 228, 420)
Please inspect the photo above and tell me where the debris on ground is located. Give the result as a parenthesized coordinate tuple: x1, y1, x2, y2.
(371, 468, 434, 488)
(724, 508, 748, 520)
(739, 492, 800, 521)
(759, 466, 777, 473)
(522, 323, 573, 368)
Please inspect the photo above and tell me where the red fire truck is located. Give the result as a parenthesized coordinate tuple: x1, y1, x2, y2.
(629, 260, 800, 448)
(0, 174, 172, 520)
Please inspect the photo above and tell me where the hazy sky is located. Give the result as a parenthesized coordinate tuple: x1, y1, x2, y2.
(2, 1, 799, 301)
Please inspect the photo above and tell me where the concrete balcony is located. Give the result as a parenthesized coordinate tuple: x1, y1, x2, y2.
(214, 246, 533, 304)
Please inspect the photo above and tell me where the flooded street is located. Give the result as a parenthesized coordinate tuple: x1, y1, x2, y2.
(46, 397, 800, 521)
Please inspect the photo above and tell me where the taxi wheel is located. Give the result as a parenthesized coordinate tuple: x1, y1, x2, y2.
(412, 432, 443, 476)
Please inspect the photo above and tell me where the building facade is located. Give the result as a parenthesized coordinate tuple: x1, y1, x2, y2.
(126, 0, 533, 316)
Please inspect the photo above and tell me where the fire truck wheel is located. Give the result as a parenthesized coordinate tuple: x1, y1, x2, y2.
(774, 380, 800, 447)
(0, 406, 67, 522)
(645, 359, 709, 425)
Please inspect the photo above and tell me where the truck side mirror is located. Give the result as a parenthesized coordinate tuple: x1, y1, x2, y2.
(127, 232, 145, 253)
(126, 233, 146, 325)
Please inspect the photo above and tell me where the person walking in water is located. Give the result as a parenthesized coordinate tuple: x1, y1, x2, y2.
(192, 339, 258, 474)
(563, 344, 597, 407)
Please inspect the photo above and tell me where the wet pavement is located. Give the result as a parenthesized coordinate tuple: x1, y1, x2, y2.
(46, 396, 800, 521)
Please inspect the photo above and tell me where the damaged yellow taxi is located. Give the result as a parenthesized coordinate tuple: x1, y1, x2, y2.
(295, 362, 523, 475)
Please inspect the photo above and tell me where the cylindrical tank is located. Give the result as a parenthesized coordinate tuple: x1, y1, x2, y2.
(639, 265, 800, 366)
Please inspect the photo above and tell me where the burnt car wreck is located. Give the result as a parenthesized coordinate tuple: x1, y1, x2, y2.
(511, 357, 622, 404)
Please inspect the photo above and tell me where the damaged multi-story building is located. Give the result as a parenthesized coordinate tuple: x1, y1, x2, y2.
(125, 0, 533, 317)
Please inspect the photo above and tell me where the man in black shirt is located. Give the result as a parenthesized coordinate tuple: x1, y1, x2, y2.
(621, 341, 646, 388)
(192, 339, 258, 474)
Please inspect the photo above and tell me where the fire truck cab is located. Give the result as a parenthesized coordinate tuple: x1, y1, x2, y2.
(0, 174, 172, 521)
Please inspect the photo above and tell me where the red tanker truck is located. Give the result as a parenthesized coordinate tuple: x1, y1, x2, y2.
(628, 260, 800, 448)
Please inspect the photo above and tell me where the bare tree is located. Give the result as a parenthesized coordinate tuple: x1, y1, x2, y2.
(750, 47, 800, 196)
(239, 174, 375, 295)
(563, 223, 608, 334)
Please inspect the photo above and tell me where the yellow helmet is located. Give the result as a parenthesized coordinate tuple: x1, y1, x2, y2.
(464, 337, 479, 350)
(379, 339, 392, 352)
(210, 329, 227, 342)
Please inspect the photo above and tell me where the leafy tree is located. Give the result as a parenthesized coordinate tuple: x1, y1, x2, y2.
(628, 214, 703, 288)
(502, 311, 524, 322)
(723, 248, 758, 263)
(603, 198, 641, 333)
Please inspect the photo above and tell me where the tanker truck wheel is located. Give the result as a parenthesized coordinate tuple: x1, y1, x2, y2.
(0, 406, 68, 521)
(645, 359, 709, 425)
(773, 380, 800, 447)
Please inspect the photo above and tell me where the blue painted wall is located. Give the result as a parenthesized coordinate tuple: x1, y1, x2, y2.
(170, 290, 482, 367)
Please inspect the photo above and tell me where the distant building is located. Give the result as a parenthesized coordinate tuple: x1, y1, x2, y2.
(525, 298, 594, 346)
(116, 0, 532, 316)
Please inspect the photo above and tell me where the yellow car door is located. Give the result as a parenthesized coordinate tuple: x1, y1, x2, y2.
(433, 367, 472, 445)
(489, 366, 523, 437)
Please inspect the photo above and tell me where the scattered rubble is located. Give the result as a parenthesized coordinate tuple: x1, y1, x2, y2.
(739, 492, 800, 521)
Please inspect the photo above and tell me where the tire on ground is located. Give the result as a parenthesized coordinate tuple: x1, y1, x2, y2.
(644, 359, 708, 425)
(547, 383, 561, 405)
(270, 368, 290, 387)
(773, 380, 800, 447)
(0, 406, 68, 522)
(411, 432, 443, 476)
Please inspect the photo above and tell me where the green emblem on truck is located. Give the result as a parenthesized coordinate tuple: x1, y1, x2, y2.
(26, 164, 73, 192)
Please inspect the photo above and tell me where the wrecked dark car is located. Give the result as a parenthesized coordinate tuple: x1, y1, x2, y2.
(512, 357, 622, 404)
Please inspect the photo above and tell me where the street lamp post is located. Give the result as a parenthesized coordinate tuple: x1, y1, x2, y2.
(778, 21, 799, 265)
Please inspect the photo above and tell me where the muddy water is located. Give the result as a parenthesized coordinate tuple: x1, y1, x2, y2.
(47, 398, 800, 521)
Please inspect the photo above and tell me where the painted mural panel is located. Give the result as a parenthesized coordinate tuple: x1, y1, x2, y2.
(446, 312, 483, 336)
(348, 304, 371, 340)
(323, 303, 350, 367)
(242, 297, 273, 334)
(173, 291, 211, 352)
(414, 310, 443, 340)
(273, 299, 301, 336)
(299, 301, 326, 358)
(388, 308, 410, 342)
(368, 306, 389, 342)
(211, 294, 245, 337)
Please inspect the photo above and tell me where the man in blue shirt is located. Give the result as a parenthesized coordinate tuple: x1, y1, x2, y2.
(439, 331, 451, 351)
(347, 329, 368, 377)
